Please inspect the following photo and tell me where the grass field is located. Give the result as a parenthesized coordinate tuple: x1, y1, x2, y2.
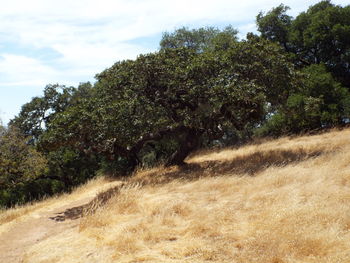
(2, 128, 350, 262)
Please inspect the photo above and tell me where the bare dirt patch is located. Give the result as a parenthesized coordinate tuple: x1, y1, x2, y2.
(0, 179, 121, 263)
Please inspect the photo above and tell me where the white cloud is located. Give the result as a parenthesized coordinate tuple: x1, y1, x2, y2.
(0, 54, 58, 86)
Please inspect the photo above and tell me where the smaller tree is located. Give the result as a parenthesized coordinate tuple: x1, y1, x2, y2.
(0, 125, 48, 207)
(257, 1, 350, 87)
(10, 84, 77, 143)
(256, 4, 292, 50)
(160, 26, 238, 52)
(256, 64, 350, 136)
(0, 126, 47, 187)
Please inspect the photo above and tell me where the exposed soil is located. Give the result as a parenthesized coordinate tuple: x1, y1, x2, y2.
(0, 181, 121, 263)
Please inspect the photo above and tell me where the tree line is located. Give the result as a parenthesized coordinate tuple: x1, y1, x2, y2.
(1, 0, 349, 207)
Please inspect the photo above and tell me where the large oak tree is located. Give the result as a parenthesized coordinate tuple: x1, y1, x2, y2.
(39, 35, 297, 169)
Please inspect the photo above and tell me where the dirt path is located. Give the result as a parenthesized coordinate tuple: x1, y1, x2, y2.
(0, 180, 121, 263)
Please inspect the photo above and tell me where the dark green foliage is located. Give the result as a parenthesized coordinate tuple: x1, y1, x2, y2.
(160, 26, 238, 52)
(0, 179, 65, 207)
(256, 64, 350, 136)
(0, 125, 49, 207)
(0, 126, 48, 186)
(255, 1, 350, 136)
(45, 148, 99, 187)
(1, 82, 99, 207)
(40, 34, 296, 169)
(10, 84, 77, 143)
(256, 4, 292, 49)
(257, 1, 350, 88)
(290, 0, 350, 85)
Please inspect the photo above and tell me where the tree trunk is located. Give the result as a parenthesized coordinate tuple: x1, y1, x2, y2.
(166, 128, 202, 166)
(125, 152, 140, 172)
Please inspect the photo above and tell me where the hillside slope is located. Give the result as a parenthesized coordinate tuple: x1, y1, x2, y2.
(1, 128, 350, 263)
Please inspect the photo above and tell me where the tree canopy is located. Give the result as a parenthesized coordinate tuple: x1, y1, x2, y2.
(37, 36, 297, 170)
(257, 0, 350, 87)
(160, 26, 238, 52)
(0, 125, 48, 206)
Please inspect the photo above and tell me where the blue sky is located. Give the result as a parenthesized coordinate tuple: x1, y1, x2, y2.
(0, 0, 349, 125)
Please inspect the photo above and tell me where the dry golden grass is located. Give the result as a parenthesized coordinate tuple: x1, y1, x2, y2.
(17, 129, 350, 262)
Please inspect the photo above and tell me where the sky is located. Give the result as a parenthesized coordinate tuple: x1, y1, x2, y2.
(0, 0, 349, 125)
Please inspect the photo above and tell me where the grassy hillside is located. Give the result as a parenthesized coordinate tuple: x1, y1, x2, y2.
(3, 128, 350, 262)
